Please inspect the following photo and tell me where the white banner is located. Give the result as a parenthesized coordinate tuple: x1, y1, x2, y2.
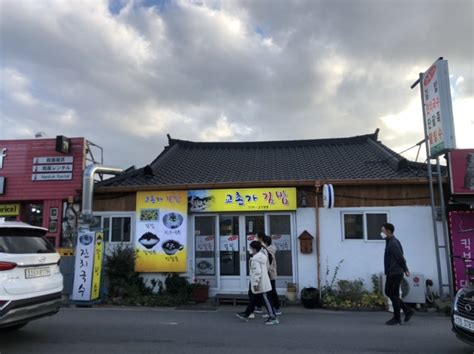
(32, 173, 73, 181)
(33, 164, 73, 172)
(33, 156, 74, 164)
(271, 234, 291, 251)
(196, 235, 215, 252)
(422, 59, 456, 157)
(220, 235, 239, 252)
(71, 230, 96, 301)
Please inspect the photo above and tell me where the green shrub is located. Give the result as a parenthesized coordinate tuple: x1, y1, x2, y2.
(103, 245, 190, 306)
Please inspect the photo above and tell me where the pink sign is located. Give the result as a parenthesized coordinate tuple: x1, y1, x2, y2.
(449, 149, 474, 195)
(450, 211, 474, 291)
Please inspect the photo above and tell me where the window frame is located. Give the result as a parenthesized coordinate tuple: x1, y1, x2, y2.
(94, 212, 135, 244)
(341, 211, 389, 243)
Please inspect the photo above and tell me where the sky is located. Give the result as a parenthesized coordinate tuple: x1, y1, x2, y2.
(0, 0, 473, 168)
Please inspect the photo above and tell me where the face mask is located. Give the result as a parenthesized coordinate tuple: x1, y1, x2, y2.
(380, 232, 388, 239)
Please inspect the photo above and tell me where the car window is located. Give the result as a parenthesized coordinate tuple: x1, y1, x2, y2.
(0, 228, 56, 254)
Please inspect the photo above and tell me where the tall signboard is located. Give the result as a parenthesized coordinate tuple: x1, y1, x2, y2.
(421, 59, 456, 157)
(71, 230, 104, 302)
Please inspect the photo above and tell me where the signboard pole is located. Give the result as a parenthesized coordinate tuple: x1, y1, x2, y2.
(417, 72, 445, 298)
(436, 156, 454, 298)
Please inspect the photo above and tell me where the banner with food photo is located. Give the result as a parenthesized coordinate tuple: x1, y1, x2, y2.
(188, 188, 297, 212)
(135, 191, 188, 272)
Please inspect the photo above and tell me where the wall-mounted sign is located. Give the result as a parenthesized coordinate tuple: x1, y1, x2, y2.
(421, 59, 456, 157)
(32, 156, 74, 182)
(32, 173, 73, 181)
(135, 191, 188, 272)
(33, 164, 73, 172)
(0, 148, 6, 169)
(450, 149, 474, 195)
(322, 184, 335, 208)
(0, 177, 5, 195)
(33, 156, 74, 164)
(188, 188, 297, 213)
(0, 203, 20, 216)
(71, 231, 104, 302)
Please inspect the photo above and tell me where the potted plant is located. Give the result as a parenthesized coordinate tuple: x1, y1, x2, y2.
(191, 279, 210, 303)
(301, 287, 320, 309)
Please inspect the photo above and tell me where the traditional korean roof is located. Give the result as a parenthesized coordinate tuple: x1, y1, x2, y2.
(97, 130, 430, 190)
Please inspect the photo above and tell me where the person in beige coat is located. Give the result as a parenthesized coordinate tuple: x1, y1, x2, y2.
(236, 241, 278, 325)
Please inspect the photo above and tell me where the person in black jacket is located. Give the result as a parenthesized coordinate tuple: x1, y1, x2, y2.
(382, 223, 414, 326)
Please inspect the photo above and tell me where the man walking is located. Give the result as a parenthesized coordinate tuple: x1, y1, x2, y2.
(382, 223, 414, 325)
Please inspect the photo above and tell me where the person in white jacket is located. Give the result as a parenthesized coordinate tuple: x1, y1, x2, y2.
(236, 241, 278, 325)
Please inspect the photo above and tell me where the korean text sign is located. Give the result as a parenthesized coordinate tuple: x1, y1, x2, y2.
(72, 231, 103, 301)
(135, 191, 188, 272)
(421, 59, 456, 158)
(188, 188, 297, 212)
(450, 211, 474, 291)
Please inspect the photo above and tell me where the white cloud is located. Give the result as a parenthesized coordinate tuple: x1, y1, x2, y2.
(0, 0, 472, 168)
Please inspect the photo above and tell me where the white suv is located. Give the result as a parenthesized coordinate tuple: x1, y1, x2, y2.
(0, 221, 63, 330)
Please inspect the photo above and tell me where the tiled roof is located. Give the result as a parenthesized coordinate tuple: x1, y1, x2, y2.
(98, 131, 428, 189)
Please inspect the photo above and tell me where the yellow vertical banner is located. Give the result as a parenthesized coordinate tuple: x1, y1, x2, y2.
(135, 191, 188, 272)
(91, 232, 104, 300)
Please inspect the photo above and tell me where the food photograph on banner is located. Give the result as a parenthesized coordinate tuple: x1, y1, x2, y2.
(135, 191, 188, 272)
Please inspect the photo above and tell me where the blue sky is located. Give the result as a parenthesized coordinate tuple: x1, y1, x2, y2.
(1, 0, 472, 168)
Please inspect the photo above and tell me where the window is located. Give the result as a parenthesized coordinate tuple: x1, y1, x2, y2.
(342, 212, 388, 241)
(96, 215, 133, 243)
(0, 228, 55, 254)
(269, 214, 293, 276)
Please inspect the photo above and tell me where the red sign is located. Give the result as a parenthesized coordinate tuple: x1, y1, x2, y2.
(449, 149, 474, 195)
(423, 64, 436, 86)
(450, 211, 474, 291)
(0, 138, 85, 201)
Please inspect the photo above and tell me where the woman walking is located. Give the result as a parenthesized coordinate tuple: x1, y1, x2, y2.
(236, 241, 278, 325)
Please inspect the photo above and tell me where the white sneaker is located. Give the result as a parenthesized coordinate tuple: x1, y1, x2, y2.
(275, 310, 282, 315)
(254, 307, 263, 314)
(248, 313, 255, 319)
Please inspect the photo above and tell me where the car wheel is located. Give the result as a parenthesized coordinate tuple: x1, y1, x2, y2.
(0, 322, 28, 331)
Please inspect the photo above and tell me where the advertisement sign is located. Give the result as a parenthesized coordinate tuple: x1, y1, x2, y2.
(220, 235, 239, 251)
(0, 203, 20, 216)
(421, 59, 456, 157)
(135, 191, 188, 272)
(188, 188, 297, 212)
(450, 211, 474, 291)
(72, 230, 103, 301)
(450, 149, 474, 195)
(271, 234, 292, 251)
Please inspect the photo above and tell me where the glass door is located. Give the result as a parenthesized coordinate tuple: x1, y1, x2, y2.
(218, 215, 265, 292)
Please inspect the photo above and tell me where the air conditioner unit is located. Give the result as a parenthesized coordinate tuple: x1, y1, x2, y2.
(382, 273, 426, 304)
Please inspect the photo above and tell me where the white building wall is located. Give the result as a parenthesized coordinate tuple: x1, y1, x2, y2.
(319, 206, 448, 293)
(295, 208, 317, 290)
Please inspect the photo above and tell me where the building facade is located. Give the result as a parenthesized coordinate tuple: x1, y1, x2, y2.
(0, 137, 86, 247)
(94, 132, 448, 296)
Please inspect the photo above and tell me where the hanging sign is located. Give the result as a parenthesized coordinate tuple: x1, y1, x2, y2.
(0, 203, 20, 216)
(450, 211, 474, 291)
(323, 184, 335, 208)
(71, 230, 103, 302)
(188, 188, 297, 212)
(135, 191, 188, 272)
(421, 59, 456, 157)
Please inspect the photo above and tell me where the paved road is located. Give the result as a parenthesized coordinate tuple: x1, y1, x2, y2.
(0, 307, 470, 354)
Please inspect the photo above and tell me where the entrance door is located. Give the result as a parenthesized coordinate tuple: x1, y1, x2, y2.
(218, 215, 264, 292)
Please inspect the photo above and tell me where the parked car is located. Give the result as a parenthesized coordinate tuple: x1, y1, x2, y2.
(452, 259, 474, 346)
(0, 220, 63, 330)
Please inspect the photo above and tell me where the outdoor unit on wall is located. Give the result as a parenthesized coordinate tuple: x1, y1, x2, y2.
(382, 273, 426, 304)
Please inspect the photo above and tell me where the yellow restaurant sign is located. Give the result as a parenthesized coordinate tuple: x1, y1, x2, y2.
(188, 188, 297, 212)
(0, 203, 20, 216)
(135, 191, 188, 273)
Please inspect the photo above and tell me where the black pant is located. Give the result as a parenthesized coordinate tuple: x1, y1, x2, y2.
(385, 274, 410, 320)
(269, 280, 280, 310)
(246, 284, 276, 318)
(255, 280, 280, 310)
